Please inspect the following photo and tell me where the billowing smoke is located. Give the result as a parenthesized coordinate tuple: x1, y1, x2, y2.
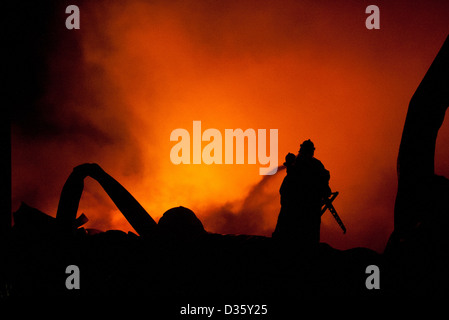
(202, 166, 284, 236)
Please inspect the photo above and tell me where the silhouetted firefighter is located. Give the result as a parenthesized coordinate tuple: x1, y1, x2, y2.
(272, 140, 341, 250)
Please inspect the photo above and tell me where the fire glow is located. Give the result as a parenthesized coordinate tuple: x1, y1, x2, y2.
(11, 1, 449, 253)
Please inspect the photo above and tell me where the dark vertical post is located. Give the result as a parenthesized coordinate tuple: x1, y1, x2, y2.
(0, 119, 11, 236)
(0, 102, 11, 297)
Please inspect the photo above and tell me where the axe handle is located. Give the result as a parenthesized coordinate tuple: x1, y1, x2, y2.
(321, 192, 346, 234)
(321, 192, 339, 215)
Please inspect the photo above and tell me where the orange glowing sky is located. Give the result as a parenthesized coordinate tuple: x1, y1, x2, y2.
(12, 0, 449, 252)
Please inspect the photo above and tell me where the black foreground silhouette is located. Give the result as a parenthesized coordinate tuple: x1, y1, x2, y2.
(2, 35, 448, 298)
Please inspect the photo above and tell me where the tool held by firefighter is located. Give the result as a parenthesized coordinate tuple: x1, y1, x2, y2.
(321, 191, 346, 234)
